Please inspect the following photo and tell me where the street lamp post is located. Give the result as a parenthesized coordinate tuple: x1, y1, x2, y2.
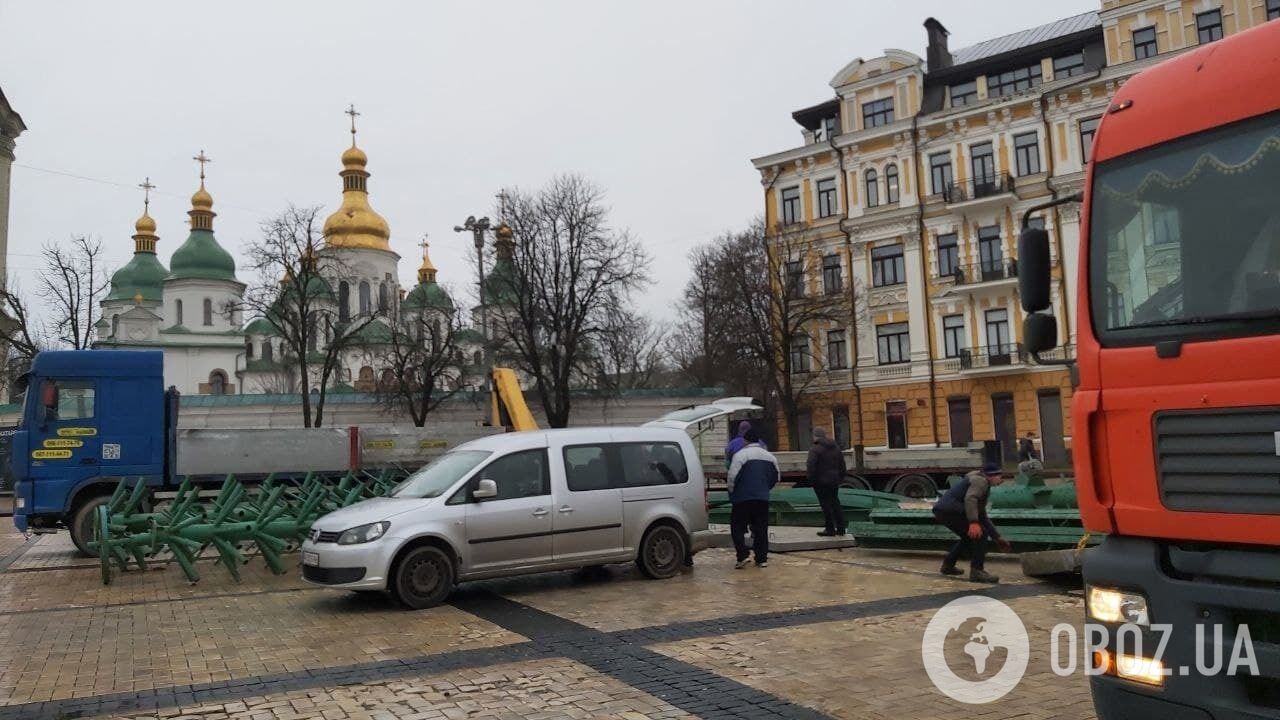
(454, 215, 492, 368)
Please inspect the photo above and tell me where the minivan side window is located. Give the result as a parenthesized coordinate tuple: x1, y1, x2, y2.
(564, 445, 611, 491)
(449, 448, 549, 504)
(620, 442, 688, 486)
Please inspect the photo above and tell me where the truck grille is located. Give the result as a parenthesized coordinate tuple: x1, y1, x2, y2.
(309, 529, 341, 543)
(1156, 408, 1280, 514)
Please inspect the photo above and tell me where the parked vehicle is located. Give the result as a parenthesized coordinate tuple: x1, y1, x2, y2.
(301, 427, 711, 609)
(1017, 20, 1280, 719)
(646, 398, 982, 497)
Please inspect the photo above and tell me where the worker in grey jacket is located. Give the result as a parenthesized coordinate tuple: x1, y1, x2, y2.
(932, 463, 1012, 583)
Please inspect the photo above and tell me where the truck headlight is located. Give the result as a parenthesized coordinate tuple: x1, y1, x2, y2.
(338, 521, 389, 545)
(1087, 586, 1150, 626)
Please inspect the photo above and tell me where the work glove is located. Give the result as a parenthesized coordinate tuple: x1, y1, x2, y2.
(967, 522, 983, 540)
(996, 538, 1012, 553)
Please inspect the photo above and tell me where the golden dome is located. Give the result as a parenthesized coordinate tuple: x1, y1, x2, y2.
(323, 140, 392, 252)
(191, 184, 213, 211)
(417, 241, 437, 283)
(495, 222, 513, 241)
(135, 210, 157, 235)
(341, 144, 368, 169)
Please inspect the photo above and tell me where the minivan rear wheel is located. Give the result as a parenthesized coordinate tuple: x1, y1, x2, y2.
(637, 524, 686, 579)
(391, 546, 455, 609)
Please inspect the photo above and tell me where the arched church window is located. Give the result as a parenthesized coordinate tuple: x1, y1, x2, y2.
(359, 282, 371, 316)
(358, 366, 374, 383)
(175, 300, 184, 326)
(245, 339, 254, 360)
(338, 282, 350, 323)
(378, 283, 389, 313)
(111, 314, 119, 337)
(209, 370, 227, 396)
(262, 341, 273, 363)
(473, 350, 482, 366)
(431, 319, 442, 351)
(203, 298, 214, 326)
(380, 369, 396, 388)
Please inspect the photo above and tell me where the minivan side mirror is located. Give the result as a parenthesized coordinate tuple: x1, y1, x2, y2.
(1023, 312, 1058, 354)
(471, 478, 498, 500)
(1018, 226, 1052, 313)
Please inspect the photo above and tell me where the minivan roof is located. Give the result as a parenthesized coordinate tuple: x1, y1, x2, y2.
(454, 426, 691, 453)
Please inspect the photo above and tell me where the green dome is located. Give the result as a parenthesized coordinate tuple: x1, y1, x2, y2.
(168, 229, 238, 282)
(106, 252, 168, 302)
(243, 317, 278, 336)
(482, 257, 519, 305)
(403, 279, 454, 312)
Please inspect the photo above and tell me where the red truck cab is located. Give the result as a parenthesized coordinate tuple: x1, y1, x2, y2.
(1020, 19, 1280, 720)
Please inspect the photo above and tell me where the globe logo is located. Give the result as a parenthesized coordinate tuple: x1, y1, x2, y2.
(922, 596, 1030, 704)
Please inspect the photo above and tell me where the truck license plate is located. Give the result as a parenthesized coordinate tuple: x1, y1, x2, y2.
(302, 551, 319, 566)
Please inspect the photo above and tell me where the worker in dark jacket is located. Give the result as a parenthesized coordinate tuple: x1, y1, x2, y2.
(933, 463, 1012, 583)
(807, 427, 847, 537)
(726, 428, 780, 568)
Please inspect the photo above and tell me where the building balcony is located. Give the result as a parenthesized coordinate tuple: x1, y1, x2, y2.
(943, 173, 1016, 209)
(943, 259, 1018, 286)
(933, 343, 1076, 376)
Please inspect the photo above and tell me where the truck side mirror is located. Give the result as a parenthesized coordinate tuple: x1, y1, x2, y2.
(1018, 226, 1052, 313)
(1023, 313, 1058, 354)
(472, 478, 498, 500)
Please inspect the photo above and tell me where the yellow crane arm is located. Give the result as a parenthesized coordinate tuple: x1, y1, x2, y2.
(489, 368, 538, 431)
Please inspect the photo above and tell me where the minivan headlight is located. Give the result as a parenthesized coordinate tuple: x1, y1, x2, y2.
(1087, 586, 1150, 626)
(338, 521, 390, 545)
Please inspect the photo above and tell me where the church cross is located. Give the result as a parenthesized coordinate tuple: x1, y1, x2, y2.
(419, 233, 430, 257)
(346, 103, 361, 140)
(192, 150, 212, 182)
(138, 177, 156, 210)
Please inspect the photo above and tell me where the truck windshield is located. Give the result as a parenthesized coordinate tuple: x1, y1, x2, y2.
(1089, 110, 1280, 344)
(390, 450, 491, 498)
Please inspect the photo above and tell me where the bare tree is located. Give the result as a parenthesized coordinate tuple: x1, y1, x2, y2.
(672, 244, 721, 387)
(487, 175, 652, 428)
(371, 309, 468, 427)
(589, 304, 670, 394)
(237, 205, 378, 427)
(32, 237, 108, 350)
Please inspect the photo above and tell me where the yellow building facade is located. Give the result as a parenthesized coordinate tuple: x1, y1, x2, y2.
(752, 1, 1278, 464)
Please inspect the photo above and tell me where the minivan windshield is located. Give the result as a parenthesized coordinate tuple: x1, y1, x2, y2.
(1089, 110, 1280, 344)
(390, 450, 491, 499)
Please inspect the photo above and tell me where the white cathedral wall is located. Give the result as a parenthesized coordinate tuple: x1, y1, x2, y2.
(163, 345, 244, 395)
(323, 246, 401, 320)
(163, 279, 245, 332)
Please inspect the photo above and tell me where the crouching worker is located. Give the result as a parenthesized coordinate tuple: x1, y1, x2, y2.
(726, 428, 780, 569)
(932, 462, 1012, 583)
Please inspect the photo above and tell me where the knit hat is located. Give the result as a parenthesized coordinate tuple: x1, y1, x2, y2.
(982, 462, 1002, 476)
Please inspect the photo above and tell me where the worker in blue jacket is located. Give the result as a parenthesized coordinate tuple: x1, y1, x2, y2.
(726, 428, 780, 569)
(933, 463, 1012, 583)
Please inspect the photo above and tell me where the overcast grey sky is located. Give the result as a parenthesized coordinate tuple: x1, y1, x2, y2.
(0, 0, 1094, 318)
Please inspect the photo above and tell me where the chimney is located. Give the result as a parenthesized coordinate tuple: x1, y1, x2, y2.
(924, 17, 952, 71)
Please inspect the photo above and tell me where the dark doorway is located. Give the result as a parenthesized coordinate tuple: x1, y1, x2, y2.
(793, 411, 813, 451)
(992, 393, 1017, 465)
(1037, 391, 1068, 467)
(948, 397, 973, 447)
(886, 401, 908, 449)
(832, 406, 851, 450)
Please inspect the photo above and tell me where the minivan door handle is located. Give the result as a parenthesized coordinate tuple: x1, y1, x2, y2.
(558, 505, 573, 513)
(531, 508, 548, 517)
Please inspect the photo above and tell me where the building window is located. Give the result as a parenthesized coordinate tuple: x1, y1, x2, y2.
(821, 254, 843, 294)
(871, 244, 905, 287)
(245, 338, 254, 359)
(1133, 27, 1157, 59)
(209, 371, 227, 396)
(970, 141, 996, 185)
(985, 308, 1011, 351)
(936, 233, 959, 277)
(781, 186, 801, 225)
(816, 177, 838, 218)
(826, 330, 847, 369)
(1079, 117, 1100, 163)
(111, 314, 119, 337)
(943, 314, 966, 358)
(262, 341, 273, 362)
(814, 116, 838, 142)
(987, 64, 1042, 97)
(1196, 10, 1223, 43)
(876, 322, 910, 365)
(864, 169, 880, 208)
(378, 282, 389, 313)
(359, 281, 372, 315)
(885, 164, 900, 204)
(203, 298, 213, 326)
(1269, 0, 1280, 21)
(1053, 53, 1085, 79)
(785, 260, 805, 298)
(862, 97, 895, 128)
(790, 335, 811, 373)
(338, 281, 350, 322)
(950, 79, 977, 107)
(930, 152, 953, 195)
(886, 401, 908, 449)
(1014, 132, 1041, 176)
(174, 299, 183, 326)
(978, 225, 1003, 273)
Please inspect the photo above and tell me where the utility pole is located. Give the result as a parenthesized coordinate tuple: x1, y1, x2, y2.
(453, 215, 491, 367)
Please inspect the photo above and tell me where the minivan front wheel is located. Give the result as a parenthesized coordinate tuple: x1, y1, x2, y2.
(637, 524, 687, 579)
(391, 545, 455, 609)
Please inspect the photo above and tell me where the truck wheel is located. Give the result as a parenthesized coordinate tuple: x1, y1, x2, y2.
(840, 474, 871, 491)
(636, 523, 687, 579)
(891, 473, 937, 499)
(391, 546, 455, 610)
(71, 496, 110, 557)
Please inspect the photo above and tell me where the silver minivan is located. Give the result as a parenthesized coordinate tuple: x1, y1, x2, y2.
(300, 427, 711, 608)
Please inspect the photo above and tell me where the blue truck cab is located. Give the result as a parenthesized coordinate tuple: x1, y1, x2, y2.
(11, 350, 175, 552)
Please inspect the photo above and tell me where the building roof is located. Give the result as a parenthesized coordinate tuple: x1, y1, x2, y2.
(0, 86, 25, 137)
(168, 229, 239, 282)
(106, 252, 169, 302)
(951, 11, 1100, 67)
(402, 278, 454, 312)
